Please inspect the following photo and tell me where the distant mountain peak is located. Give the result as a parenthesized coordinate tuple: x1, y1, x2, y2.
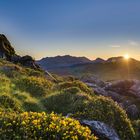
(93, 58, 105, 63)
(37, 55, 91, 69)
(107, 56, 124, 62)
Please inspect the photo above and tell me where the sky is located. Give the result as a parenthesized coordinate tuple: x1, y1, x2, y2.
(0, 0, 140, 60)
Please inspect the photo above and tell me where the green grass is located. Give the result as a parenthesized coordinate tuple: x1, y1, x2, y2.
(0, 59, 138, 139)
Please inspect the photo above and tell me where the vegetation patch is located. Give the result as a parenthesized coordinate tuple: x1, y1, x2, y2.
(57, 80, 92, 93)
(43, 91, 135, 140)
(0, 112, 97, 140)
(15, 76, 53, 97)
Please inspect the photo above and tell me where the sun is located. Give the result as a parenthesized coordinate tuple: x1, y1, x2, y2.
(124, 54, 130, 60)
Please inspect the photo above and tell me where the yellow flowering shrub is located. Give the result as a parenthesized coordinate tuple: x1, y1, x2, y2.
(43, 92, 135, 140)
(0, 112, 97, 140)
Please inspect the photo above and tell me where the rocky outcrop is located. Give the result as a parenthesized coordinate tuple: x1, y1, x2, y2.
(0, 34, 40, 70)
(82, 76, 106, 88)
(18, 55, 40, 69)
(84, 78, 140, 119)
(0, 34, 15, 60)
(80, 120, 120, 140)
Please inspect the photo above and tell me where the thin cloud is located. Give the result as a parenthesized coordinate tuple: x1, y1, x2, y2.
(110, 45, 121, 48)
(129, 41, 138, 46)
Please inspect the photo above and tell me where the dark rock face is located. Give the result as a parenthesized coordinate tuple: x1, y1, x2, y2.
(11, 55, 40, 70)
(19, 55, 40, 69)
(80, 120, 120, 140)
(0, 34, 15, 60)
(0, 34, 40, 70)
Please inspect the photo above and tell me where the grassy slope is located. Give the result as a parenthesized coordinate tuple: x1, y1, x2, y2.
(0, 59, 137, 139)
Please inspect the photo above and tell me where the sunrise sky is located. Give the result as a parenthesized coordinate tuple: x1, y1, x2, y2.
(0, 0, 140, 60)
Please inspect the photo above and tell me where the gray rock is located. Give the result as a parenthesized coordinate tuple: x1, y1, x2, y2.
(80, 120, 120, 140)
(82, 76, 106, 87)
(122, 100, 132, 108)
(94, 87, 108, 96)
(107, 91, 122, 102)
(130, 80, 140, 98)
(105, 80, 134, 95)
(126, 104, 139, 119)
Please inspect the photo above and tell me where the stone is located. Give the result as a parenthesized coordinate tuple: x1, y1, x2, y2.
(80, 120, 120, 140)
(126, 104, 139, 119)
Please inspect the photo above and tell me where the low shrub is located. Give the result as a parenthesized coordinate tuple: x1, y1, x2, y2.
(43, 91, 135, 140)
(73, 96, 135, 140)
(22, 101, 44, 112)
(0, 74, 11, 93)
(15, 76, 53, 97)
(0, 112, 97, 140)
(43, 91, 90, 115)
(0, 94, 21, 112)
(62, 86, 81, 94)
(57, 80, 92, 93)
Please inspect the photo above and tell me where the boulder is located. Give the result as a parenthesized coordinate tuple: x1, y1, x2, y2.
(126, 104, 139, 119)
(107, 91, 123, 102)
(105, 80, 134, 95)
(82, 76, 106, 87)
(11, 54, 21, 63)
(19, 55, 40, 69)
(80, 120, 120, 140)
(94, 87, 108, 96)
(130, 80, 140, 98)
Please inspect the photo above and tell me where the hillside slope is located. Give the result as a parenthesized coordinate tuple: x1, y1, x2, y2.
(0, 58, 136, 140)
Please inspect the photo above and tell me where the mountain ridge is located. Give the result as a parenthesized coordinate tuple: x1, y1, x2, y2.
(37, 55, 140, 81)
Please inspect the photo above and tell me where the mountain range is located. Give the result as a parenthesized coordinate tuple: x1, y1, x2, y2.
(37, 55, 140, 81)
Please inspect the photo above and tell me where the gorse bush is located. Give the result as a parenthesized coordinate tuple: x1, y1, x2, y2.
(15, 76, 53, 97)
(0, 112, 97, 140)
(57, 80, 92, 93)
(43, 91, 90, 115)
(43, 91, 135, 140)
(73, 96, 135, 140)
